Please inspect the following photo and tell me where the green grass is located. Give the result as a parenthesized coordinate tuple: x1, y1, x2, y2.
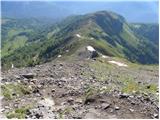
(7, 29, 22, 39)
(122, 80, 139, 93)
(119, 75, 158, 95)
(58, 107, 73, 119)
(2, 35, 28, 57)
(6, 105, 31, 119)
(1, 83, 31, 100)
(143, 83, 158, 94)
(120, 24, 139, 47)
(88, 59, 158, 96)
(91, 39, 121, 57)
(85, 86, 96, 100)
(88, 58, 114, 81)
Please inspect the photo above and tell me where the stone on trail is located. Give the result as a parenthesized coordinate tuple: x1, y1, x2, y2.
(86, 46, 99, 58)
(67, 97, 74, 103)
(119, 93, 129, 98)
(75, 98, 83, 104)
(21, 73, 35, 79)
(38, 98, 55, 108)
(153, 113, 159, 118)
(115, 106, 120, 110)
(129, 108, 134, 112)
(101, 103, 110, 110)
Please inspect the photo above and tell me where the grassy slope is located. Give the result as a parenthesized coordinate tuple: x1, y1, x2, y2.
(2, 36, 28, 57)
(1, 11, 159, 70)
(87, 56, 158, 96)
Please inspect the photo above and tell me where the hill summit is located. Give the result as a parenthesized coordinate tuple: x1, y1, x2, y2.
(2, 11, 159, 69)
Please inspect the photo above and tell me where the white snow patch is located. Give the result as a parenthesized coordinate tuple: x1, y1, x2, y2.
(11, 64, 14, 68)
(76, 34, 81, 38)
(90, 37, 94, 40)
(86, 46, 95, 52)
(57, 55, 62, 58)
(102, 55, 108, 58)
(108, 60, 128, 67)
(38, 98, 55, 107)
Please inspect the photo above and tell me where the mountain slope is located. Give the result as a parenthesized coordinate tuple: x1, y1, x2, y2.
(130, 23, 159, 44)
(1, 11, 159, 69)
(1, 18, 57, 57)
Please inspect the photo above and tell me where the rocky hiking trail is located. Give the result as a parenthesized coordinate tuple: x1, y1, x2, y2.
(1, 57, 159, 119)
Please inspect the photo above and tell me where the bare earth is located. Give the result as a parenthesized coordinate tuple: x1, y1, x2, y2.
(1, 57, 159, 119)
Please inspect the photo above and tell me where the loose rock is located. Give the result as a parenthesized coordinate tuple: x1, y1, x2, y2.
(101, 103, 110, 110)
(21, 73, 35, 79)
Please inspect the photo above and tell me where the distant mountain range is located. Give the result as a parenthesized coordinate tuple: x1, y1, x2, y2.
(1, 11, 159, 69)
(1, 1, 159, 23)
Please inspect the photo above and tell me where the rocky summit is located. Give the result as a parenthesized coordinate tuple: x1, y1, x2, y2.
(1, 54, 159, 119)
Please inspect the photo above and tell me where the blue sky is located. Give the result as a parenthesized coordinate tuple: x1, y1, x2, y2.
(1, 0, 159, 1)
(2, 0, 159, 23)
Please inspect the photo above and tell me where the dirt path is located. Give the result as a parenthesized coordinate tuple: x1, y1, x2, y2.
(1, 58, 159, 119)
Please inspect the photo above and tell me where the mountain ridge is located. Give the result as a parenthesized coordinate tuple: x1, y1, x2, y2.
(1, 11, 159, 70)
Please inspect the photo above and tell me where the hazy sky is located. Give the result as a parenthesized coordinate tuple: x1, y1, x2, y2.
(1, 0, 159, 1)
(2, 0, 159, 23)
